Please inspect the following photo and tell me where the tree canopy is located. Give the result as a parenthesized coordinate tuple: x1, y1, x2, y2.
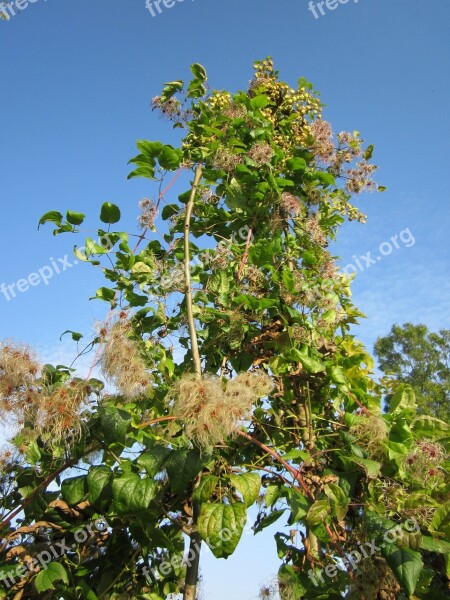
(375, 323, 450, 422)
(0, 59, 449, 600)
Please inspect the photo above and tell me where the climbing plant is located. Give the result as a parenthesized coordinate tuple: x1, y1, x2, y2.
(0, 58, 449, 599)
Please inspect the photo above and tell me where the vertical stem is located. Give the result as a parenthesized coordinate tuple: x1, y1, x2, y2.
(183, 164, 203, 600)
(184, 164, 203, 380)
(184, 530, 202, 600)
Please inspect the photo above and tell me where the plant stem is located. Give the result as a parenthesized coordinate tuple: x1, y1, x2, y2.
(184, 531, 202, 600)
(184, 164, 203, 380)
(236, 222, 254, 281)
(183, 164, 203, 600)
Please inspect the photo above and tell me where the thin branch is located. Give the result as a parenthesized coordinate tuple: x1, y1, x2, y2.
(138, 415, 177, 429)
(184, 164, 203, 379)
(236, 430, 314, 501)
(236, 219, 256, 282)
(0, 443, 100, 534)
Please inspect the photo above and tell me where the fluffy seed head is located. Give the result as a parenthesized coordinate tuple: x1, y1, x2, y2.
(138, 198, 158, 230)
(36, 380, 90, 444)
(280, 192, 302, 216)
(350, 415, 388, 461)
(171, 371, 273, 451)
(0, 342, 41, 424)
(100, 318, 152, 399)
(248, 143, 273, 165)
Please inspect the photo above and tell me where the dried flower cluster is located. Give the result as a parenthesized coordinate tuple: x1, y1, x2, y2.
(310, 120, 334, 162)
(347, 555, 401, 600)
(201, 242, 234, 270)
(151, 95, 183, 118)
(0, 342, 40, 424)
(248, 143, 273, 165)
(156, 260, 185, 293)
(280, 192, 302, 216)
(404, 439, 446, 483)
(305, 214, 326, 246)
(0, 342, 92, 445)
(345, 161, 378, 193)
(308, 120, 379, 215)
(138, 198, 158, 230)
(99, 317, 152, 399)
(350, 415, 388, 461)
(212, 148, 242, 172)
(0, 447, 14, 472)
(259, 576, 297, 600)
(171, 371, 273, 450)
(35, 380, 91, 443)
(223, 104, 247, 120)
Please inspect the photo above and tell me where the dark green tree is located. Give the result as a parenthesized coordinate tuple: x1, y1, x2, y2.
(374, 323, 450, 421)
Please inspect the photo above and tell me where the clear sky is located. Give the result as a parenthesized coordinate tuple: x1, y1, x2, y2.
(0, 1, 449, 598)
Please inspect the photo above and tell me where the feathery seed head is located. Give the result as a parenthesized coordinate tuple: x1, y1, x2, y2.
(100, 318, 152, 399)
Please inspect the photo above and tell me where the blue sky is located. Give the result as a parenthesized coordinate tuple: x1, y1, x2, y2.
(0, 0, 449, 598)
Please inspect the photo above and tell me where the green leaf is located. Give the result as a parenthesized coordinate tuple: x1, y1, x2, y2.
(61, 476, 87, 505)
(254, 509, 286, 533)
(98, 407, 129, 444)
(208, 271, 230, 296)
(390, 385, 417, 414)
(112, 473, 157, 513)
(66, 210, 85, 226)
(350, 457, 381, 479)
(34, 562, 69, 592)
(60, 330, 83, 342)
(137, 446, 171, 477)
(382, 545, 423, 596)
(328, 365, 347, 385)
(193, 475, 219, 503)
(166, 449, 205, 495)
(127, 165, 157, 180)
(314, 171, 336, 187)
(411, 415, 449, 438)
(248, 238, 281, 268)
(302, 251, 317, 266)
(363, 144, 374, 160)
(25, 440, 41, 465)
(38, 211, 63, 230)
(250, 95, 269, 110)
(431, 502, 450, 531)
(87, 466, 113, 508)
(306, 499, 329, 525)
(197, 503, 247, 558)
(265, 485, 281, 507)
(137, 140, 164, 158)
(287, 349, 324, 374)
(93, 287, 116, 302)
(229, 473, 261, 507)
(159, 146, 183, 170)
(324, 483, 349, 520)
(190, 63, 207, 82)
(287, 492, 310, 525)
(286, 157, 306, 172)
(161, 203, 179, 221)
(100, 202, 121, 224)
(160, 80, 183, 103)
(282, 449, 310, 464)
(420, 536, 450, 554)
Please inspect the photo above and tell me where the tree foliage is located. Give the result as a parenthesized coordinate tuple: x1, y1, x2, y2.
(0, 59, 449, 600)
(375, 323, 450, 422)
